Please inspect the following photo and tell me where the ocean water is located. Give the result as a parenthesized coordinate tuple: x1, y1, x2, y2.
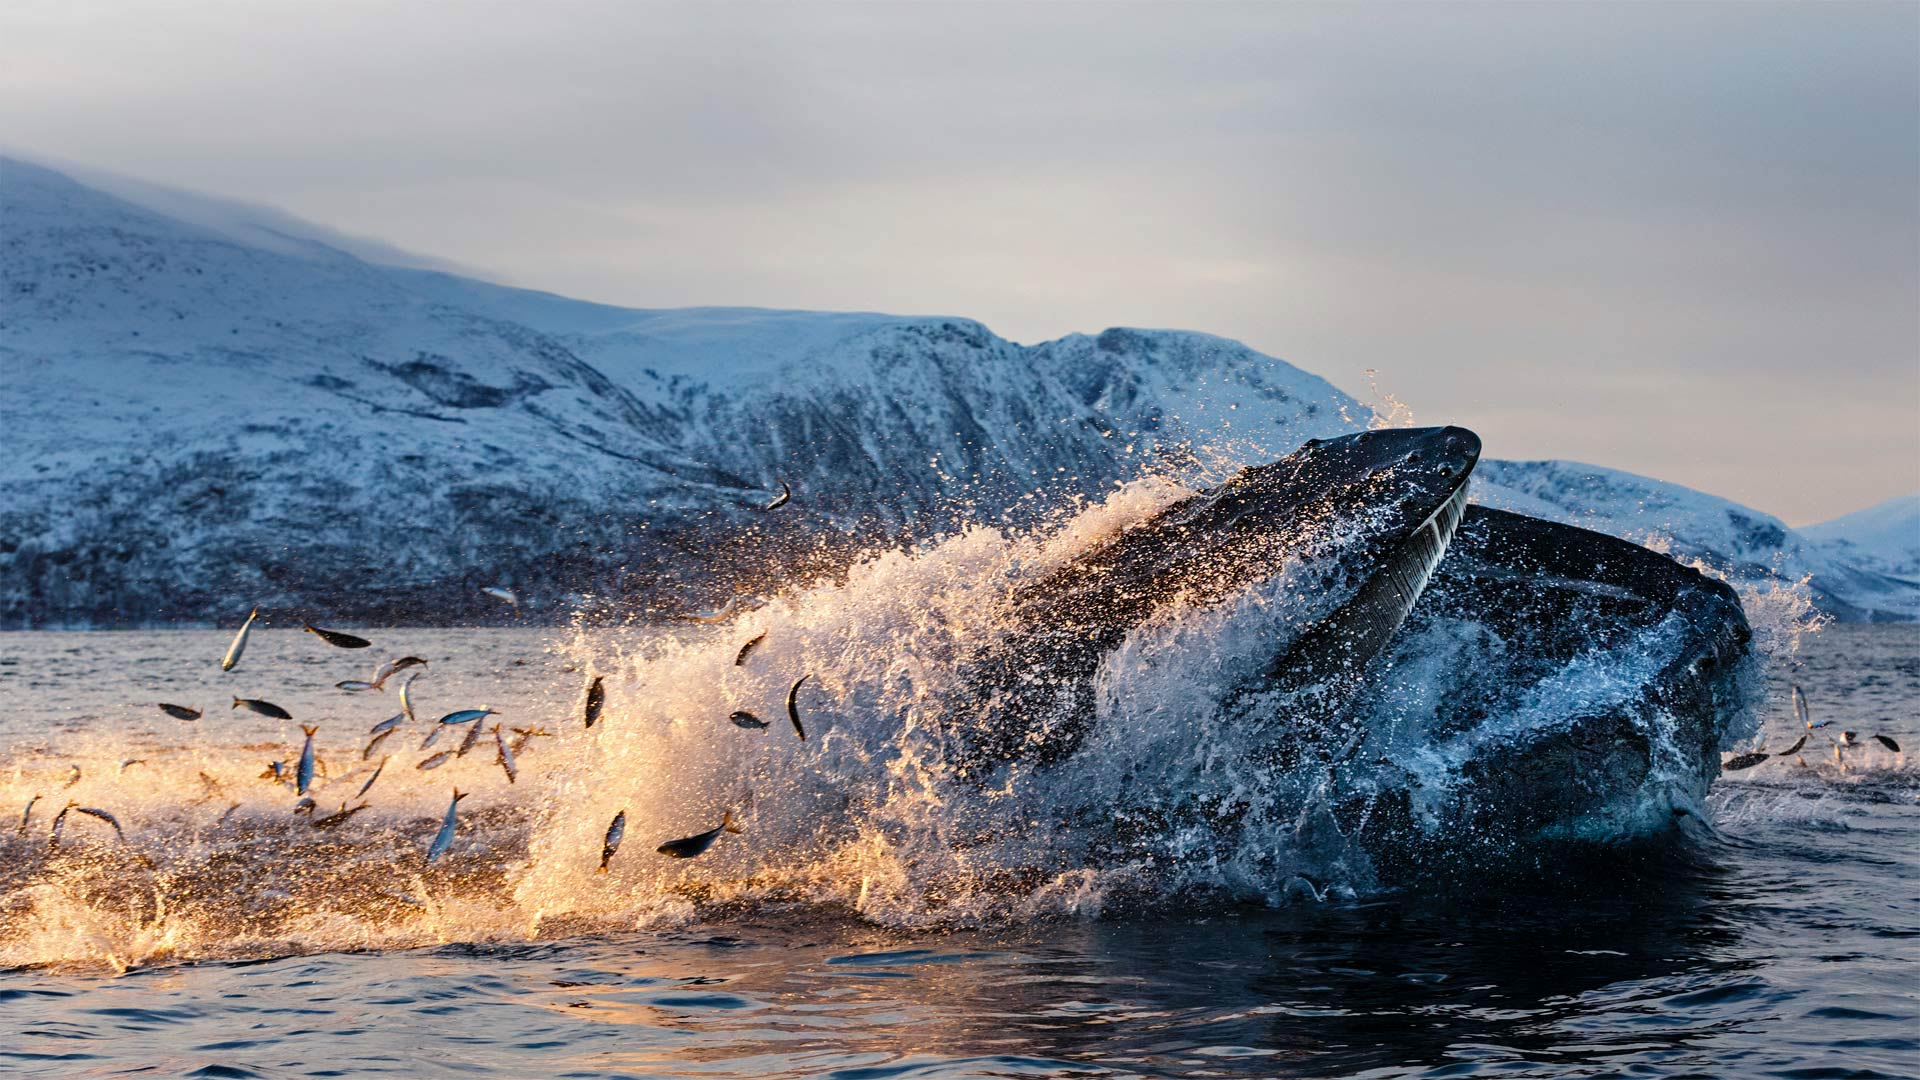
(0, 526, 1912, 1076)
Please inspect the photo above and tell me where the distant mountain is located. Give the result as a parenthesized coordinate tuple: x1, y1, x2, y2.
(1802, 494, 1920, 580)
(1, 155, 1912, 625)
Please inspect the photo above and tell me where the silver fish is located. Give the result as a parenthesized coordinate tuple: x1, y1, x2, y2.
(493, 724, 518, 784)
(364, 727, 394, 760)
(456, 716, 485, 758)
(787, 674, 811, 740)
(1723, 751, 1769, 771)
(734, 633, 767, 667)
(336, 680, 378, 692)
(656, 810, 741, 859)
(417, 750, 455, 771)
(233, 697, 293, 720)
(18, 794, 41, 836)
(482, 586, 518, 606)
(120, 759, 146, 772)
(1873, 734, 1902, 752)
(370, 713, 405, 736)
(293, 796, 317, 816)
(73, 806, 125, 840)
(400, 673, 421, 724)
(426, 788, 466, 865)
(297, 724, 318, 795)
(583, 676, 605, 729)
(437, 708, 497, 726)
(763, 479, 791, 511)
(356, 756, 389, 799)
(305, 624, 372, 649)
(222, 607, 258, 672)
(419, 723, 447, 752)
(1779, 734, 1809, 756)
(371, 656, 428, 689)
(599, 810, 626, 871)
(158, 703, 202, 721)
(729, 710, 769, 730)
(216, 803, 240, 826)
(47, 803, 72, 848)
(63, 764, 80, 788)
(312, 802, 369, 830)
(1793, 683, 1811, 729)
(261, 760, 288, 783)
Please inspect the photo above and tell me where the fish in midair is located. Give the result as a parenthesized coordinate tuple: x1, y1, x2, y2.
(438, 708, 497, 726)
(261, 760, 288, 784)
(364, 728, 394, 760)
(426, 788, 466, 865)
(312, 802, 369, 830)
(763, 479, 791, 511)
(677, 597, 742, 625)
(222, 607, 258, 672)
(493, 724, 518, 784)
(787, 674, 811, 740)
(356, 756, 389, 799)
(599, 810, 626, 872)
(293, 796, 317, 816)
(583, 676, 605, 729)
(1873, 734, 1902, 753)
(336, 680, 378, 693)
(233, 697, 293, 720)
(1793, 684, 1832, 730)
(370, 713, 405, 737)
(1778, 734, 1809, 757)
(729, 710, 769, 730)
(400, 673, 422, 724)
(656, 810, 742, 859)
(46, 803, 72, 848)
(297, 725, 319, 795)
(417, 750, 455, 771)
(1722, 751, 1769, 771)
(482, 586, 519, 607)
(419, 723, 448, 752)
(510, 726, 552, 754)
(304, 624, 372, 649)
(158, 703, 202, 721)
(18, 794, 41, 836)
(73, 806, 125, 841)
(120, 759, 146, 773)
(371, 656, 428, 689)
(734, 633, 766, 667)
(455, 716, 486, 758)
(63, 765, 81, 788)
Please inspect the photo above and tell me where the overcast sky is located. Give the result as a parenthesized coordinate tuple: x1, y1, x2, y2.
(3, 1, 1914, 524)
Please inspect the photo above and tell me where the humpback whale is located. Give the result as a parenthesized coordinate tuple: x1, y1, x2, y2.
(961, 426, 1480, 771)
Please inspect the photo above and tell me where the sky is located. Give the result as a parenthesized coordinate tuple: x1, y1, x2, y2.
(2, 1, 1915, 525)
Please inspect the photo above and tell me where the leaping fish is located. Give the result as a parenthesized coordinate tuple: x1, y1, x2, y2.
(370, 713, 405, 736)
(312, 802, 369, 830)
(763, 479, 792, 511)
(233, 697, 293, 720)
(293, 797, 317, 816)
(455, 716, 486, 758)
(304, 624, 372, 650)
(734, 633, 767, 667)
(1873, 734, 1902, 753)
(18, 794, 41, 836)
(364, 727, 394, 760)
(787, 674, 811, 740)
(493, 724, 518, 784)
(297, 724, 318, 795)
(261, 760, 289, 784)
(729, 710, 769, 730)
(425, 788, 466, 865)
(437, 708, 497, 726)
(356, 757, 390, 799)
(63, 765, 81, 788)
(46, 803, 72, 848)
(1778, 734, 1809, 757)
(482, 586, 519, 607)
(72, 806, 125, 841)
(583, 676, 605, 729)
(335, 680, 378, 693)
(1722, 751, 1769, 771)
(400, 673, 422, 724)
(222, 607, 258, 672)
(417, 750, 455, 771)
(599, 810, 626, 872)
(158, 703, 202, 721)
(656, 810, 742, 859)
(372, 656, 429, 689)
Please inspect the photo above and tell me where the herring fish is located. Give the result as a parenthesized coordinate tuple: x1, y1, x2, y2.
(372, 656, 428, 689)
(312, 802, 369, 830)
(293, 796, 317, 816)
(734, 633, 766, 667)
(583, 676, 605, 729)
(356, 756, 389, 799)
(599, 810, 626, 872)
(493, 724, 518, 784)
(763, 479, 791, 511)
(656, 810, 742, 859)
(417, 750, 455, 771)
(786, 674, 811, 740)
(158, 703, 202, 721)
(261, 760, 288, 784)
(455, 716, 486, 758)
(419, 723, 447, 752)
(1873, 734, 1902, 752)
(1723, 751, 1769, 771)
(336, 680, 378, 692)
(400, 673, 421, 724)
(222, 607, 258, 672)
(18, 794, 41, 836)
(47, 803, 72, 848)
(364, 727, 394, 760)
(437, 708, 497, 726)
(729, 710, 769, 730)
(426, 788, 466, 864)
(73, 806, 125, 840)
(482, 586, 519, 606)
(297, 724, 318, 795)
(305, 624, 372, 649)
(370, 713, 405, 736)
(1778, 734, 1808, 757)
(233, 697, 293, 720)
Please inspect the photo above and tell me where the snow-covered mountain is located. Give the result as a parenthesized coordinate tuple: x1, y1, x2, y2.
(2, 156, 1912, 625)
(1802, 495, 1920, 581)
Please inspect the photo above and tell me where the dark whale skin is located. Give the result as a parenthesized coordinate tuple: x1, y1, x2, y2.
(959, 426, 1482, 772)
(1350, 506, 1756, 885)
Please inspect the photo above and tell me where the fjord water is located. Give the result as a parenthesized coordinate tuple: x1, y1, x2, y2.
(0, 621, 1913, 1079)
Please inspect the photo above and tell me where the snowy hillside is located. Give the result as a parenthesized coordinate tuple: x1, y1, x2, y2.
(1802, 495, 1920, 580)
(2, 155, 1912, 625)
